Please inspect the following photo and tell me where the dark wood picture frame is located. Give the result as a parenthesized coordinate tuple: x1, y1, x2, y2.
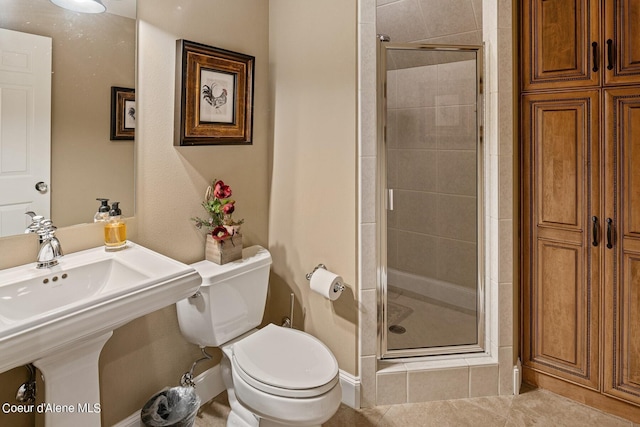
(110, 87, 135, 140)
(175, 40, 255, 146)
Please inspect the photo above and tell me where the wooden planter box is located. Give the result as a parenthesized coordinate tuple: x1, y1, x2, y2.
(205, 233, 243, 264)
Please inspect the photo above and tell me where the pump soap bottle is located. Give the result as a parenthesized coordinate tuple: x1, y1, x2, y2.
(104, 202, 127, 251)
(94, 198, 110, 222)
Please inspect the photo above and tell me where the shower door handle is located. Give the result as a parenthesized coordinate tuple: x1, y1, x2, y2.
(387, 189, 394, 211)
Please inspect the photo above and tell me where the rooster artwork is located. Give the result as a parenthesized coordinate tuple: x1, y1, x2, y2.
(199, 69, 235, 124)
(202, 82, 227, 110)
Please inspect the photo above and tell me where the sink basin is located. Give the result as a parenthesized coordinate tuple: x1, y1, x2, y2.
(0, 242, 201, 374)
(0, 258, 147, 322)
(0, 242, 201, 426)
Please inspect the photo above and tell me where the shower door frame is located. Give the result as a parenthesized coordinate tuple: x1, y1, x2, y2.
(376, 40, 486, 359)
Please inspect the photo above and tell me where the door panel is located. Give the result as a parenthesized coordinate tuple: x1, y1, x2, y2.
(603, 88, 640, 405)
(522, 90, 601, 390)
(537, 241, 581, 366)
(0, 29, 51, 236)
(538, 108, 580, 226)
(378, 41, 484, 358)
(604, 0, 640, 86)
(522, 0, 600, 91)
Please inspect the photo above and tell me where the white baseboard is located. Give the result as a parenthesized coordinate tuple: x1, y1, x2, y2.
(513, 358, 522, 396)
(114, 365, 361, 426)
(339, 369, 361, 409)
(192, 364, 226, 406)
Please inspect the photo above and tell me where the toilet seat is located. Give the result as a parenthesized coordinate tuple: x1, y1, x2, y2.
(232, 324, 339, 398)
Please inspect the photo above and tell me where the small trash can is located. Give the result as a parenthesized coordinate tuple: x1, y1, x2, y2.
(141, 386, 201, 427)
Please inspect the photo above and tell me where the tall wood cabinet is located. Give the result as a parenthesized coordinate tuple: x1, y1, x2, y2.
(521, 0, 640, 420)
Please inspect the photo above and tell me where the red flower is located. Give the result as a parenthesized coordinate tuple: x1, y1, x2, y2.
(211, 226, 230, 241)
(213, 180, 232, 199)
(222, 202, 235, 214)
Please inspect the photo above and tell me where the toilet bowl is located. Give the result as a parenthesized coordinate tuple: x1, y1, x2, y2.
(176, 246, 342, 426)
(223, 324, 342, 426)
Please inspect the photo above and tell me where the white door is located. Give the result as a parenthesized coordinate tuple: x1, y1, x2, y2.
(0, 28, 51, 237)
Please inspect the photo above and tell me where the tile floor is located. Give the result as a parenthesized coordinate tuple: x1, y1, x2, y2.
(194, 384, 640, 427)
(387, 286, 476, 350)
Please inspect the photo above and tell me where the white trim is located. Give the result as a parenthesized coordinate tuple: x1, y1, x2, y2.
(339, 369, 361, 409)
(514, 358, 522, 396)
(114, 365, 359, 426)
(192, 364, 226, 406)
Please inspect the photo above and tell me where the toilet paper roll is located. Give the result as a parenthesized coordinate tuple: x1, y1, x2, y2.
(310, 267, 344, 301)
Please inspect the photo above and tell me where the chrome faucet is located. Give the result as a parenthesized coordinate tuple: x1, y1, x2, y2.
(25, 213, 63, 268)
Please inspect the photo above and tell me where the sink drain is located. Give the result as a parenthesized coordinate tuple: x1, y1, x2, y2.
(388, 324, 406, 334)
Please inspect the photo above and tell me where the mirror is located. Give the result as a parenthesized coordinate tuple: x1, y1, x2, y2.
(0, 0, 136, 236)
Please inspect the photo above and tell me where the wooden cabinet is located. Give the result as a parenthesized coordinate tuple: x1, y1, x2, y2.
(522, 0, 640, 91)
(603, 88, 640, 406)
(522, 90, 601, 390)
(521, 1, 640, 420)
(603, 0, 640, 85)
(522, 0, 600, 91)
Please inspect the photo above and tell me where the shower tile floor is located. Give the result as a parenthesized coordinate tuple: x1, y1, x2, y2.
(386, 286, 477, 350)
(194, 384, 638, 426)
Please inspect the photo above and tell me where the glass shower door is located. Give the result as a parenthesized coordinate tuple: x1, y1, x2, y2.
(378, 42, 484, 358)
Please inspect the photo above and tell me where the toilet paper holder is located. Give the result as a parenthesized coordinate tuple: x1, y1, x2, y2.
(306, 264, 345, 293)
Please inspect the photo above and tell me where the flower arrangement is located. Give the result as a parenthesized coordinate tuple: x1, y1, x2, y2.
(192, 179, 244, 241)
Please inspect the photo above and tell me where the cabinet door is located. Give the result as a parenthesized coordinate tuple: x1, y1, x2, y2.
(603, 88, 640, 406)
(604, 0, 640, 86)
(522, 0, 601, 91)
(522, 90, 601, 390)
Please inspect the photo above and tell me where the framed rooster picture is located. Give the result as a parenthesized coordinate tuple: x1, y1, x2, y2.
(110, 87, 135, 141)
(175, 40, 255, 145)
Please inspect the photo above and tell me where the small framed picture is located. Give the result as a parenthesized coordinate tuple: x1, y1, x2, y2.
(175, 40, 255, 146)
(110, 87, 135, 140)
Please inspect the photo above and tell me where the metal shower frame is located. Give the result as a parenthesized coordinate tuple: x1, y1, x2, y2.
(376, 37, 486, 359)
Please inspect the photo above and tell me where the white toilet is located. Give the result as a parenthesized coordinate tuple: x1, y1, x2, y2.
(176, 245, 342, 427)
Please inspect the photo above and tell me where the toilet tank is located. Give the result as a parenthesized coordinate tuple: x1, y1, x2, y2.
(176, 245, 272, 347)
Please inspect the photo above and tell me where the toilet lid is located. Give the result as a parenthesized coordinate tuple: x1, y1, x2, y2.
(233, 324, 339, 391)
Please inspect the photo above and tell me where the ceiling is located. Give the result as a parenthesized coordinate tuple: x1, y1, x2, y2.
(104, 0, 135, 19)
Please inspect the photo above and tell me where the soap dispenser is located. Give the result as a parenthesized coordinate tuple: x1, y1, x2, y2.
(94, 198, 110, 222)
(104, 202, 127, 251)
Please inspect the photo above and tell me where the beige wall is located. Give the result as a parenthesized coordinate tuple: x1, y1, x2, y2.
(0, 1, 360, 425)
(0, 1, 269, 425)
(99, 0, 270, 425)
(0, 0, 135, 228)
(267, 0, 358, 375)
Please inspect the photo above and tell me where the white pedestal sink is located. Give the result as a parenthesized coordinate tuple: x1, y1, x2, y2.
(0, 242, 201, 426)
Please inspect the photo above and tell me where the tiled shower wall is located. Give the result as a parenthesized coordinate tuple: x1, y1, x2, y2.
(386, 60, 478, 292)
(357, 0, 515, 407)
